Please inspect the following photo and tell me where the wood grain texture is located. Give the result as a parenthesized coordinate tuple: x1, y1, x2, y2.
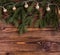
(0, 21, 60, 55)
(7, 52, 60, 55)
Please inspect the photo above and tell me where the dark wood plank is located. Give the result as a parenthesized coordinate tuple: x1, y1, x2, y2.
(8, 52, 60, 55)
(0, 21, 56, 32)
(0, 43, 38, 52)
(0, 31, 60, 42)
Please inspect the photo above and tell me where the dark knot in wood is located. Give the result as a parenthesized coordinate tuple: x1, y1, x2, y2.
(27, 40, 60, 52)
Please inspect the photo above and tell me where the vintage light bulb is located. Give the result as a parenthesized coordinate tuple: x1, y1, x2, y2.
(36, 3, 39, 9)
(46, 4, 50, 11)
(12, 6, 16, 11)
(3, 8, 7, 12)
(46, 6, 50, 11)
(24, 2, 28, 8)
(58, 9, 60, 14)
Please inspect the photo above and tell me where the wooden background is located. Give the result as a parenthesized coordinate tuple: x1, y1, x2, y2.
(0, 0, 60, 54)
(0, 20, 60, 55)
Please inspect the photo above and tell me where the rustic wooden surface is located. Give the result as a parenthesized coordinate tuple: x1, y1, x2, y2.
(0, 21, 60, 55)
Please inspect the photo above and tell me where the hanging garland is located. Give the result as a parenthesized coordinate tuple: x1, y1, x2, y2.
(0, 0, 60, 34)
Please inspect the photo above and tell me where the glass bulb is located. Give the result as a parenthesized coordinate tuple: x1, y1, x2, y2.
(46, 6, 50, 11)
(3, 8, 7, 12)
(12, 6, 16, 11)
(36, 3, 39, 9)
(24, 2, 28, 8)
(58, 9, 60, 14)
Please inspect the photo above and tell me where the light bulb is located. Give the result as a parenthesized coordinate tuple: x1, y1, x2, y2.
(3, 8, 7, 12)
(12, 6, 16, 11)
(46, 6, 50, 11)
(58, 9, 60, 14)
(36, 3, 39, 9)
(24, 2, 28, 8)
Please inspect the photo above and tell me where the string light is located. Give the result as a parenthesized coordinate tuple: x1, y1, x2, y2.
(24, 2, 28, 8)
(36, 3, 40, 10)
(46, 4, 51, 11)
(12, 6, 16, 11)
(0, 1, 59, 13)
(3, 8, 7, 12)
